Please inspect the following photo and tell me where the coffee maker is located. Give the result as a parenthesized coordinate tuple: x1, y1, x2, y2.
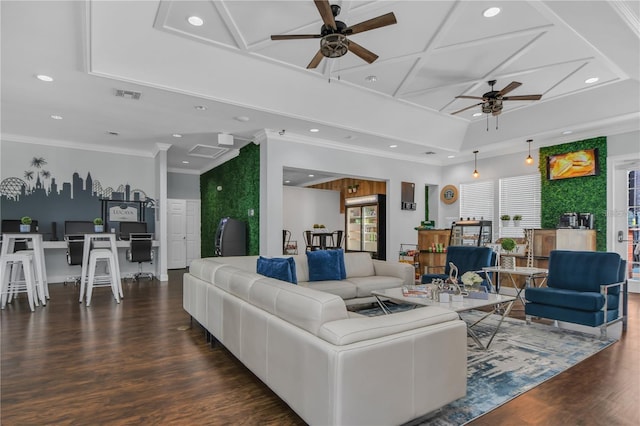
(578, 213, 594, 229)
(559, 212, 578, 228)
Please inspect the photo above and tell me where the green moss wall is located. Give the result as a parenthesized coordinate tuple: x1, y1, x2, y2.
(200, 143, 260, 257)
(539, 137, 607, 251)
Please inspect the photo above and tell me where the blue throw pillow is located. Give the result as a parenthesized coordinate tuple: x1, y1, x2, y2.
(257, 256, 297, 284)
(307, 250, 343, 281)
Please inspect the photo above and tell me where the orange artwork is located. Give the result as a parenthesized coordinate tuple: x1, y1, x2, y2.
(547, 149, 599, 180)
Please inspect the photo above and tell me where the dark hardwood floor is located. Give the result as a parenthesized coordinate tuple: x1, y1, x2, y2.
(1, 270, 638, 425)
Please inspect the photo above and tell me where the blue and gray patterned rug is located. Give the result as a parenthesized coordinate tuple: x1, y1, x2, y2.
(356, 304, 617, 425)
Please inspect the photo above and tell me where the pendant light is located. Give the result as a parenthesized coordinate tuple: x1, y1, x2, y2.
(525, 139, 534, 165)
(472, 150, 479, 178)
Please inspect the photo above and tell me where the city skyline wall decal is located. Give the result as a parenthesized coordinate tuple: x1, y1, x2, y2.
(1, 147, 156, 240)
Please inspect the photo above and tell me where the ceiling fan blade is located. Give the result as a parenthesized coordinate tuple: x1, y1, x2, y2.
(271, 34, 321, 40)
(348, 40, 378, 64)
(502, 94, 542, 101)
(314, 0, 336, 29)
(307, 50, 325, 69)
(451, 102, 484, 115)
(498, 81, 522, 96)
(346, 12, 397, 35)
(455, 95, 485, 100)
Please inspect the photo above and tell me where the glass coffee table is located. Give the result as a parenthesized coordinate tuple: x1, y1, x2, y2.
(372, 287, 516, 350)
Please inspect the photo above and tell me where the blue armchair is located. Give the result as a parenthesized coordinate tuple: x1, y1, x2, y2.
(524, 250, 626, 339)
(421, 246, 497, 292)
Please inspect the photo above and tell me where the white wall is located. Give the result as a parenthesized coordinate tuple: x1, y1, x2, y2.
(283, 186, 342, 252)
(260, 131, 443, 258)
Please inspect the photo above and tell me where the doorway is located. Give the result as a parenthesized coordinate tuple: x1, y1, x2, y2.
(610, 157, 640, 293)
(167, 199, 201, 269)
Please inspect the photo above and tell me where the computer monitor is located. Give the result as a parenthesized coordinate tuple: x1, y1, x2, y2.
(119, 221, 147, 240)
(64, 220, 94, 235)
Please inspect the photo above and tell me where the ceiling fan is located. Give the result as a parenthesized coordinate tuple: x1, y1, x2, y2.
(270, 0, 397, 69)
(451, 80, 542, 117)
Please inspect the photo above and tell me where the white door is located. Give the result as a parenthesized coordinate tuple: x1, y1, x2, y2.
(185, 200, 201, 266)
(609, 156, 640, 293)
(168, 199, 187, 269)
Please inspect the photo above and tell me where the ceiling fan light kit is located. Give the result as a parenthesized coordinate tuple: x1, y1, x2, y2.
(452, 80, 542, 130)
(270, 0, 397, 69)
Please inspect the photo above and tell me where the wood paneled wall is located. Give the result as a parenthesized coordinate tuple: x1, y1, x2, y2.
(308, 178, 386, 213)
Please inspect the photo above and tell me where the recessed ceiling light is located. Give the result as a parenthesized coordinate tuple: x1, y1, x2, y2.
(50, 115, 63, 120)
(233, 116, 250, 122)
(562, 130, 573, 135)
(389, 144, 397, 148)
(308, 174, 315, 177)
(483, 7, 501, 18)
(182, 160, 190, 164)
(585, 77, 599, 84)
(365, 75, 377, 83)
(447, 155, 455, 159)
(284, 180, 291, 184)
(172, 133, 183, 138)
(309, 128, 319, 133)
(187, 16, 204, 26)
(472, 112, 483, 117)
(194, 105, 207, 111)
(36, 74, 53, 82)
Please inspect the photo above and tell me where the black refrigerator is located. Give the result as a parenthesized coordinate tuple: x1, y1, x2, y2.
(214, 217, 247, 256)
(345, 194, 386, 260)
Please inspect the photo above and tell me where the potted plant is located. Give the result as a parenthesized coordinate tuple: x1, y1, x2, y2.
(500, 214, 511, 227)
(20, 216, 32, 233)
(93, 217, 104, 233)
(500, 238, 517, 269)
(512, 214, 522, 226)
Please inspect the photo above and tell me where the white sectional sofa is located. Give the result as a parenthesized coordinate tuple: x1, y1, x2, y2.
(183, 253, 467, 426)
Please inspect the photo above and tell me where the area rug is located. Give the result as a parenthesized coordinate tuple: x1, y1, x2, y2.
(356, 304, 617, 425)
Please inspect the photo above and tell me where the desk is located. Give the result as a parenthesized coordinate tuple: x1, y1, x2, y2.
(79, 234, 123, 304)
(483, 266, 548, 307)
(1, 233, 48, 304)
(38, 239, 158, 283)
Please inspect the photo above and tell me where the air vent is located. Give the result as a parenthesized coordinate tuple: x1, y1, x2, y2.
(188, 144, 228, 159)
(424, 151, 436, 155)
(115, 89, 142, 100)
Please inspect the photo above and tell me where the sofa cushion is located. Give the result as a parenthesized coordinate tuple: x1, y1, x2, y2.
(299, 280, 357, 300)
(547, 250, 621, 293)
(257, 256, 297, 284)
(344, 252, 375, 278)
(348, 275, 406, 298)
(307, 250, 343, 281)
(318, 306, 459, 345)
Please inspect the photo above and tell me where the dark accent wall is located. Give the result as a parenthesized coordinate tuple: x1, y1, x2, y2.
(539, 137, 607, 251)
(200, 143, 260, 257)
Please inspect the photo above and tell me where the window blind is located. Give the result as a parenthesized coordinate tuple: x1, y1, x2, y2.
(460, 180, 494, 223)
(499, 174, 541, 238)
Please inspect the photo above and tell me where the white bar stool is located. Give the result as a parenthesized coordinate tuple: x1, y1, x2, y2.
(0, 252, 37, 312)
(85, 248, 120, 307)
(79, 234, 123, 305)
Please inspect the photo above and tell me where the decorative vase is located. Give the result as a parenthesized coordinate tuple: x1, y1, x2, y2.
(501, 255, 516, 269)
(20, 224, 30, 233)
(501, 220, 510, 227)
(94, 225, 104, 233)
(513, 220, 521, 227)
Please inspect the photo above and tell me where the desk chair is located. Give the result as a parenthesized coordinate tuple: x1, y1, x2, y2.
(126, 233, 154, 280)
(63, 234, 85, 286)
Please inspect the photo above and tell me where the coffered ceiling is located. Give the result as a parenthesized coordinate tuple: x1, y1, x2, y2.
(1, 1, 639, 178)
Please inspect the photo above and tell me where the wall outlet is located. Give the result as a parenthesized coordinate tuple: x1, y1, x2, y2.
(248, 209, 254, 216)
